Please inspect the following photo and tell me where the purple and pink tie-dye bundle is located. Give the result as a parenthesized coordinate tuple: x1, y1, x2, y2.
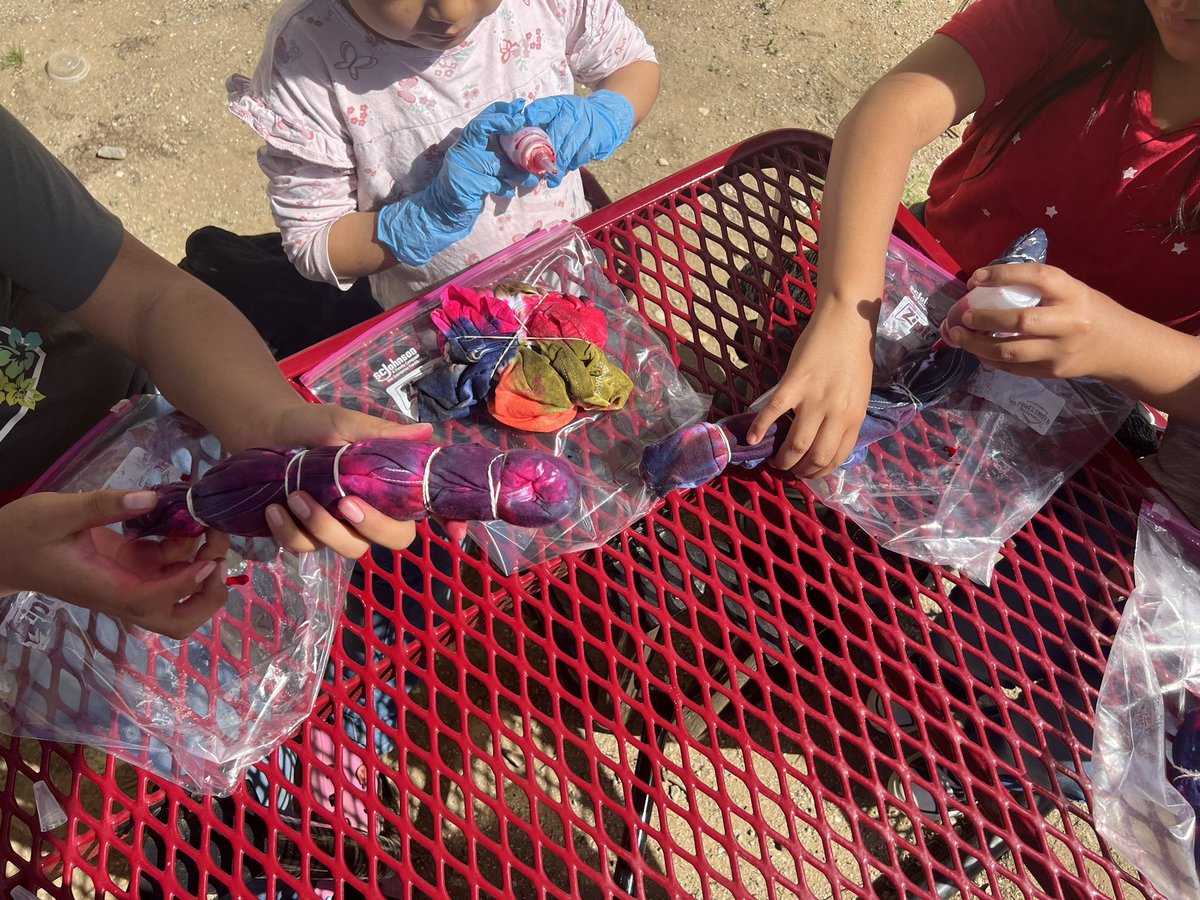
(124, 439, 581, 538)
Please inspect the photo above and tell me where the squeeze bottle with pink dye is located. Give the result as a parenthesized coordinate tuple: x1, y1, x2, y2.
(499, 126, 558, 178)
(940, 227, 1048, 342)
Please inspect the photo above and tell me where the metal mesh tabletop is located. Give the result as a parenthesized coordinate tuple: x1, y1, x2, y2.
(1, 129, 1162, 899)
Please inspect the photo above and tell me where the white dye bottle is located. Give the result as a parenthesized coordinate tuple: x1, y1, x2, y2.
(940, 228, 1047, 341)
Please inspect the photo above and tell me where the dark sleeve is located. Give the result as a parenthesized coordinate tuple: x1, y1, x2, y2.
(936, 0, 1075, 113)
(0, 104, 125, 312)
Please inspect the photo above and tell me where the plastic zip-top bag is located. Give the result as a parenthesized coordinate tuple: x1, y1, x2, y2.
(0, 395, 345, 795)
(806, 235, 1131, 585)
(300, 224, 711, 574)
(1093, 503, 1200, 899)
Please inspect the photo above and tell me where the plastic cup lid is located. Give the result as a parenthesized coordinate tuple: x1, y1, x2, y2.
(46, 49, 90, 83)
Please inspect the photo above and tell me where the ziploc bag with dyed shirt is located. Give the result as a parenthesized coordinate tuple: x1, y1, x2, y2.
(805, 235, 1132, 585)
(300, 224, 710, 574)
(0, 395, 343, 795)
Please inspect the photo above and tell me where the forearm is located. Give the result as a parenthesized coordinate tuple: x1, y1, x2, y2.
(816, 36, 983, 328)
(73, 233, 306, 451)
(1095, 310, 1200, 423)
(261, 150, 383, 283)
(596, 60, 660, 125)
(328, 210, 397, 279)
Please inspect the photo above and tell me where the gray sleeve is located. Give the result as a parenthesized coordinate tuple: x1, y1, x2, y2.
(0, 104, 125, 312)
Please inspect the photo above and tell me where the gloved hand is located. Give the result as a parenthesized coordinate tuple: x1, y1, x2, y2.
(522, 90, 635, 188)
(377, 99, 530, 267)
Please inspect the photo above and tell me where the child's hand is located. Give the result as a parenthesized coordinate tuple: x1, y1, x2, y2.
(522, 91, 635, 188)
(748, 308, 876, 477)
(0, 490, 230, 639)
(253, 404, 469, 555)
(943, 263, 1128, 381)
(376, 100, 527, 267)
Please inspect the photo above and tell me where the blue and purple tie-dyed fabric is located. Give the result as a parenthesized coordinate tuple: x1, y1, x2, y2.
(640, 344, 979, 495)
(417, 319, 520, 422)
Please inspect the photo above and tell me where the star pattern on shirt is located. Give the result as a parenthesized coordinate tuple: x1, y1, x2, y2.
(1122, 167, 1137, 180)
(1045, 206, 1058, 218)
(982, 208, 991, 218)
(1011, 132, 1022, 145)
(1173, 242, 1188, 255)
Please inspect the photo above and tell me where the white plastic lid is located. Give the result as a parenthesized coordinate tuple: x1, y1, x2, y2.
(46, 49, 90, 83)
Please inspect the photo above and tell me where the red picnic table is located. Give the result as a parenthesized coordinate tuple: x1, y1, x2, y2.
(0, 129, 1162, 900)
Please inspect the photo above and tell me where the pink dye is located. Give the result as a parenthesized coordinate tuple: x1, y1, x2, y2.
(499, 126, 558, 178)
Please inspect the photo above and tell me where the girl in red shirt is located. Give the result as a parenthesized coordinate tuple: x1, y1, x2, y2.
(748, 0, 1200, 507)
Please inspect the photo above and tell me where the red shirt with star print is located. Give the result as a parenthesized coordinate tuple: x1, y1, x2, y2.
(925, 0, 1200, 332)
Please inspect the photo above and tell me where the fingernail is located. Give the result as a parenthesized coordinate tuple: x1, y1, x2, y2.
(216, 560, 228, 585)
(972, 268, 991, 283)
(265, 505, 287, 530)
(192, 561, 218, 584)
(960, 310, 974, 328)
(123, 490, 158, 512)
(339, 498, 365, 524)
(287, 494, 313, 520)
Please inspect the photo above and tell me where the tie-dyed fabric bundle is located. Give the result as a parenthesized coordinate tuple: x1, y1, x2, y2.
(415, 283, 631, 431)
(641, 343, 979, 495)
(124, 439, 581, 538)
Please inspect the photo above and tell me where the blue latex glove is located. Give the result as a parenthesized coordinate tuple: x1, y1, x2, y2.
(377, 100, 530, 267)
(522, 90, 635, 188)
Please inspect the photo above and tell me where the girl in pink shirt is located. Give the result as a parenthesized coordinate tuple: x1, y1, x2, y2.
(229, 0, 659, 311)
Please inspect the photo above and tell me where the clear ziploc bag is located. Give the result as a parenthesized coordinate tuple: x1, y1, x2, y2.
(300, 224, 711, 574)
(1093, 503, 1200, 898)
(806, 235, 1132, 585)
(0, 395, 344, 795)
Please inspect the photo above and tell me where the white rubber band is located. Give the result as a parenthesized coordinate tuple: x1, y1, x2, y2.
(714, 421, 735, 464)
(896, 383, 922, 409)
(185, 486, 209, 528)
(332, 444, 351, 498)
(486, 453, 502, 520)
(421, 446, 443, 512)
(485, 333, 522, 382)
(284, 449, 311, 499)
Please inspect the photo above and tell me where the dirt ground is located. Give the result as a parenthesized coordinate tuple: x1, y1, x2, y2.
(0, 0, 963, 265)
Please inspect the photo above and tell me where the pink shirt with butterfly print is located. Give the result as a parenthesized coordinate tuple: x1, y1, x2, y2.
(228, 0, 656, 310)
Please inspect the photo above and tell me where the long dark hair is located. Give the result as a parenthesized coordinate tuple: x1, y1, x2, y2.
(966, 0, 1200, 237)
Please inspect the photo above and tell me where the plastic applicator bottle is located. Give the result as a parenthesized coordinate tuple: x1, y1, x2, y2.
(499, 126, 558, 179)
(940, 227, 1048, 342)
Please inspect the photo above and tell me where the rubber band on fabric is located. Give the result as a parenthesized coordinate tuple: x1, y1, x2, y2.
(713, 421, 734, 466)
(895, 383, 922, 409)
(331, 444, 351, 498)
(421, 447, 443, 511)
(486, 453, 503, 520)
(284, 449, 312, 499)
(185, 486, 209, 529)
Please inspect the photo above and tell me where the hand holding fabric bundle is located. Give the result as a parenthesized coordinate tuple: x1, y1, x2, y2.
(641, 342, 979, 495)
(642, 228, 1048, 497)
(125, 439, 581, 539)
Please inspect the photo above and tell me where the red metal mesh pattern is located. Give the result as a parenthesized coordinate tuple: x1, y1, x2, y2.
(0, 129, 1163, 899)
